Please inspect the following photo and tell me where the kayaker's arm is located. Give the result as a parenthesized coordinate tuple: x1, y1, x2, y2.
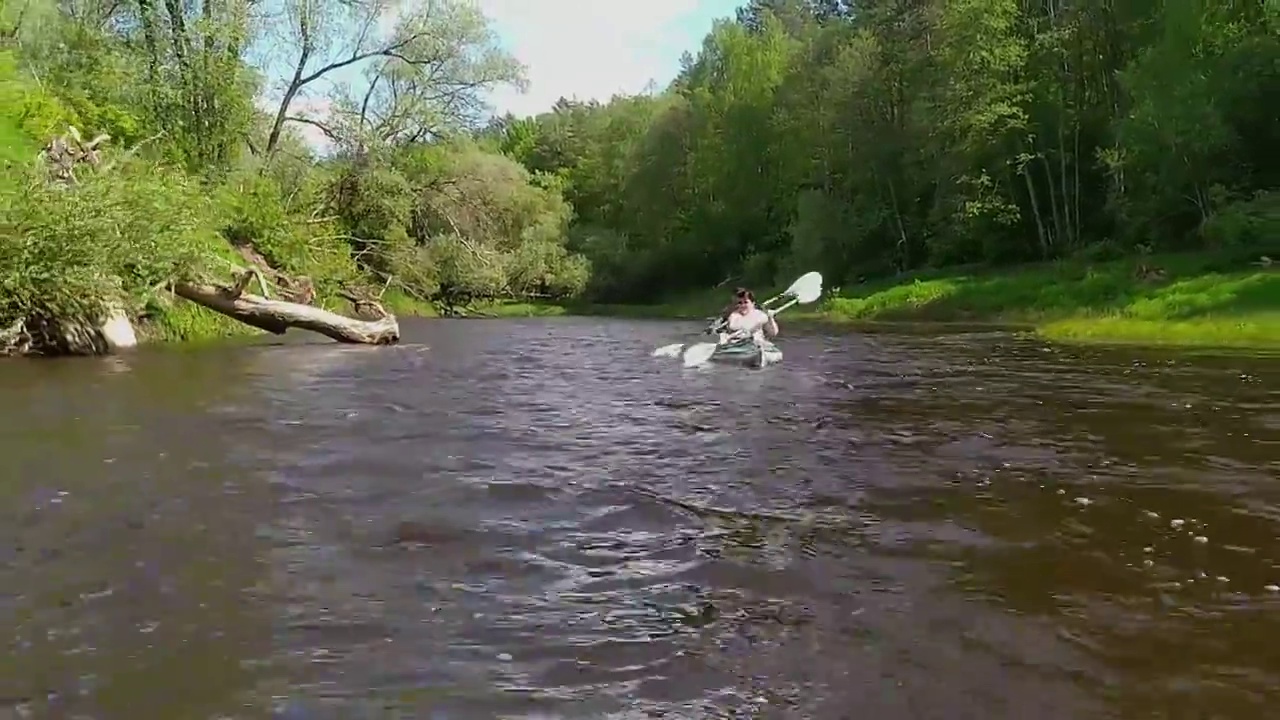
(706, 303, 735, 335)
(764, 311, 779, 337)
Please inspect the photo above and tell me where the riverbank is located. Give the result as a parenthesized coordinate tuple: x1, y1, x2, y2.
(486, 253, 1279, 350)
(18, 248, 1274, 353)
(815, 253, 1278, 349)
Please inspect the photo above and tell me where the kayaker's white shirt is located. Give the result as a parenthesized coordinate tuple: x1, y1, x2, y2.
(727, 307, 772, 343)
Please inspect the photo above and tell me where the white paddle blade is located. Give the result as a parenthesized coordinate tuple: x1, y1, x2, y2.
(682, 342, 719, 367)
(652, 343, 684, 358)
(785, 271, 824, 304)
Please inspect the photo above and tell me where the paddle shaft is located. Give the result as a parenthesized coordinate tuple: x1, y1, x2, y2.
(768, 297, 801, 314)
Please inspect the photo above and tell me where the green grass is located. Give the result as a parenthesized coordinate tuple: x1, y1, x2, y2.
(564, 291, 730, 320)
(380, 289, 439, 318)
(468, 300, 570, 317)
(549, 253, 1280, 350)
(143, 300, 258, 344)
(816, 255, 1274, 322)
(1038, 314, 1280, 348)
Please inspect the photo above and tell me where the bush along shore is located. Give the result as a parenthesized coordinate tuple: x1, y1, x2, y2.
(2, 2, 1277, 356)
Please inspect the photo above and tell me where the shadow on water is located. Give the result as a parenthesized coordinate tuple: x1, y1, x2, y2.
(1, 318, 1277, 718)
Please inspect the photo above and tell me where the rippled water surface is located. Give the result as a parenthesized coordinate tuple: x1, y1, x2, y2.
(2, 318, 1278, 719)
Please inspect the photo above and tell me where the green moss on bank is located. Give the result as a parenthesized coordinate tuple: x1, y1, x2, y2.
(544, 253, 1280, 350)
(142, 302, 254, 344)
(1037, 314, 1280, 348)
(380, 290, 439, 318)
(474, 301, 568, 317)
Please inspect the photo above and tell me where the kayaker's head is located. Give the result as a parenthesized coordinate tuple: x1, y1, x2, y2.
(732, 288, 756, 314)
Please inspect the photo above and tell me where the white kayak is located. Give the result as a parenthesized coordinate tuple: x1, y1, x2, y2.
(650, 270, 823, 369)
(708, 337, 783, 368)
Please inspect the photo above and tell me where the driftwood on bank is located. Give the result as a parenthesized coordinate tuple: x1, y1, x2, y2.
(40, 125, 110, 185)
(172, 269, 400, 345)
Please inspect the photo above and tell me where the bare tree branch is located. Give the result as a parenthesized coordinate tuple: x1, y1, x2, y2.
(285, 114, 340, 141)
(263, 0, 525, 155)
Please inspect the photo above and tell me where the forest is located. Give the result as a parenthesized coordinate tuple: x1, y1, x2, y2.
(1, 0, 1277, 348)
(483, 0, 1278, 305)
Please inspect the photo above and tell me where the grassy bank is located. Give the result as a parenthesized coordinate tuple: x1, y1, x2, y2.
(816, 253, 1277, 349)
(520, 253, 1279, 350)
(127, 252, 1280, 353)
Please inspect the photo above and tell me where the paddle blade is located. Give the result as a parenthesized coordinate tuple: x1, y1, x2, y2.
(682, 342, 719, 367)
(652, 343, 684, 358)
(784, 271, 824, 304)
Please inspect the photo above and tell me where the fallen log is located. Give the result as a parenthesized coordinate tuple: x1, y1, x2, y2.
(172, 270, 400, 345)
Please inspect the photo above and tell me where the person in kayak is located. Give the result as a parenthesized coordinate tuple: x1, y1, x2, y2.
(724, 288, 778, 343)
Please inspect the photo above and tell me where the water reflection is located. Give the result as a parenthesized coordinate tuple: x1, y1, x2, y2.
(0, 319, 1277, 718)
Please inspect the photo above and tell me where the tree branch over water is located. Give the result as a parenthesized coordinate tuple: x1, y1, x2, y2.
(173, 272, 400, 344)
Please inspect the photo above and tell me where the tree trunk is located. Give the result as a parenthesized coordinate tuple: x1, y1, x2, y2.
(1021, 166, 1052, 259)
(173, 271, 400, 345)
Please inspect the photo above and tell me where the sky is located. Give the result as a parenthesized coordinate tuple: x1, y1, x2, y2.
(476, 0, 743, 119)
(257, 0, 743, 150)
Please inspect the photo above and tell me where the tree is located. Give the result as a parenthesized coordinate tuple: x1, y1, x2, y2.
(261, 0, 525, 155)
(491, 0, 1277, 302)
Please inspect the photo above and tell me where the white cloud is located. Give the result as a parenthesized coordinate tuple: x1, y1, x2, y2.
(475, 0, 731, 119)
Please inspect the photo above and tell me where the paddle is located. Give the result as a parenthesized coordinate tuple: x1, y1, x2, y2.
(761, 271, 823, 309)
(653, 312, 735, 358)
(680, 271, 824, 368)
(652, 342, 684, 358)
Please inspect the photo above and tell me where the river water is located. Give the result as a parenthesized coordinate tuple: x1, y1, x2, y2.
(1, 318, 1277, 719)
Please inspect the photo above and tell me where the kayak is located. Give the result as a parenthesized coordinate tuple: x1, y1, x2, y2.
(710, 337, 783, 368)
(654, 271, 823, 368)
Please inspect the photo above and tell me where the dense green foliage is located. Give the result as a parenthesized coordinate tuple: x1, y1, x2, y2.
(481, 0, 1279, 304)
(1, 0, 1275, 347)
(0, 0, 587, 339)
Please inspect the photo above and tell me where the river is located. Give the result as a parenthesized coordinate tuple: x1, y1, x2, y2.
(1, 317, 1277, 719)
